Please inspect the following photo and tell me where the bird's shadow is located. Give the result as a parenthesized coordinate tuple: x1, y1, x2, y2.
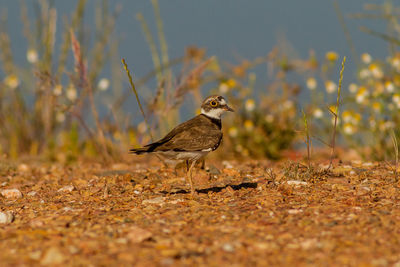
(160, 182, 258, 195)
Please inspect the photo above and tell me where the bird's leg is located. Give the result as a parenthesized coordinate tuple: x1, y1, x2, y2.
(186, 160, 190, 172)
(187, 160, 197, 196)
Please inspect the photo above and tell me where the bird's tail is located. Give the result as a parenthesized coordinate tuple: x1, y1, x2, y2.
(129, 147, 150, 155)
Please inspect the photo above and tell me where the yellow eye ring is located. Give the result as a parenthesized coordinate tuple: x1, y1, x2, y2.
(210, 100, 218, 107)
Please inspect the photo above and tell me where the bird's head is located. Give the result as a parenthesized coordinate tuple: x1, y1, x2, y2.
(201, 95, 234, 119)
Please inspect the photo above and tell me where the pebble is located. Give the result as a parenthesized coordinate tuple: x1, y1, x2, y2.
(142, 197, 165, 205)
(222, 243, 235, 252)
(41, 247, 65, 265)
(27, 191, 37, 197)
(0, 211, 14, 224)
(286, 180, 308, 186)
(58, 185, 75, 193)
(17, 163, 29, 172)
(1, 188, 22, 199)
(126, 226, 152, 243)
(222, 161, 233, 169)
(288, 209, 303, 214)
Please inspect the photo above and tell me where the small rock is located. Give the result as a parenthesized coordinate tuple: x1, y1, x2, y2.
(29, 251, 42, 260)
(58, 185, 75, 193)
(142, 197, 165, 205)
(222, 161, 233, 169)
(288, 209, 303, 214)
(1, 188, 22, 199)
(27, 191, 37, 197)
(126, 226, 152, 243)
(222, 243, 235, 252)
(0, 211, 14, 224)
(41, 247, 65, 265)
(286, 180, 308, 186)
(17, 163, 29, 172)
(208, 165, 221, 175)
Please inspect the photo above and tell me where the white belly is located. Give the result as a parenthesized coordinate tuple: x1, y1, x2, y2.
(157, 150, 209, 162)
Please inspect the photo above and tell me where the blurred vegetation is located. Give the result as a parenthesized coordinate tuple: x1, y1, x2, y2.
(0, 0, 400, 162)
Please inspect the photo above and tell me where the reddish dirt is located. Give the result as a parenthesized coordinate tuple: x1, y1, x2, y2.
(1, 158, 400, 266)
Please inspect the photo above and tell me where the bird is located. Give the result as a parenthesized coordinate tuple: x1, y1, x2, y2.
(130, 95, 234, 196)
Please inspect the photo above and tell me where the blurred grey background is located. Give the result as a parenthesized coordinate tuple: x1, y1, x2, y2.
(0, 0, 386, 77)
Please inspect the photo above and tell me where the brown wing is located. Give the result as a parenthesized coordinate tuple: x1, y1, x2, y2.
(154, 124, 222, 152)
(132, 115, 222, 153)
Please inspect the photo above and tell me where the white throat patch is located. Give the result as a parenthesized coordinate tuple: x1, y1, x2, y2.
(201, 108, 224, 119)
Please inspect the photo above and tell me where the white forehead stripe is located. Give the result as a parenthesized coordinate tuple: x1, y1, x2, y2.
(219, 98, 227, 105)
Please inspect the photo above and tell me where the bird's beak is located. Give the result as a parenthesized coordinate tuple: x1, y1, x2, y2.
(224, 105, 234, 112)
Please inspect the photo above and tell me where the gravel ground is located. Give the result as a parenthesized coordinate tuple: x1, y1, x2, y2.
(1, 158, 400, 266)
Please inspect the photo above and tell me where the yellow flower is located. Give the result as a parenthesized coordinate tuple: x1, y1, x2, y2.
(226, 79, 237, 88)
(342, 110, 352, 123)
(306, 77, 317, 90)
(343, 123, 356, 135)
(372, 102, 381, 112)
(325, 51, 338, 62)
(356, 86, 369, 104)
(325, 80, 337, 94)
(228, 127, 238, 138)
(244, 120, 254, 131)
(361, 53, 372, 64)
(369, 63, 383, 79)
(385, 81, 395, 93)
(329, 105, 338, 114)
(353, 113, 361, 123)
(245, 99, 255, 112)
(4, 74, 20, 89)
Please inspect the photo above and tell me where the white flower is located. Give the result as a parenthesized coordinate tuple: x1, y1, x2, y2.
(27, 49, 39, 63)
(359, 69, 371, 79)
(385, 82, 394, 93)
(66, 85, 77, 101)
(98, 78, 110, 91)
(306, 77, 317, 90)
(348, 83, 358, 94)
(325, 80, 337, 94)
(356, 94, 366, 104)
(219, 82, 229, 94)
(53, 85, 62, 96)
(370, 64, 383, 79)
(361, 53, 372, 64)
(313, 108, 323, 119)
(245, 99, 255, 112)
(343, 124, 355, 135)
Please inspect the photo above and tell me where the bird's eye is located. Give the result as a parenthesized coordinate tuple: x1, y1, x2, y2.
(210, 100, 218, 107)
